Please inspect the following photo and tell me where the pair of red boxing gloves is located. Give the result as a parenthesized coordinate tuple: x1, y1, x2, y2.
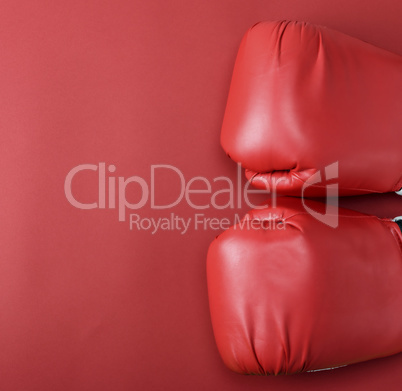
(207, 21, 402, 375)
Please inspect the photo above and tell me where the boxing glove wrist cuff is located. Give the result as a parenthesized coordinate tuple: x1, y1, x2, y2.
(393, 217, 402, 233)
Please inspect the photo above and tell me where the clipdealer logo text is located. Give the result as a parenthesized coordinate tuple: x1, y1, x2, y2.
(64, 162, 339, 232)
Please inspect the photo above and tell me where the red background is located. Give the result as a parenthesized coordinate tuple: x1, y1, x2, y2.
(1, 1, 401, 390)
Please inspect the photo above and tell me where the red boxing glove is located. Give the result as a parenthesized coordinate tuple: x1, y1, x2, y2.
(207, 198, 402, 374)
(221, 21, 402, 196)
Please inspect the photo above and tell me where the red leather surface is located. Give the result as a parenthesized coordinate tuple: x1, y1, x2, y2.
(207, 198, 402, 374)
(221, 21, 402, 196)
(1, 1, 402, 390)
